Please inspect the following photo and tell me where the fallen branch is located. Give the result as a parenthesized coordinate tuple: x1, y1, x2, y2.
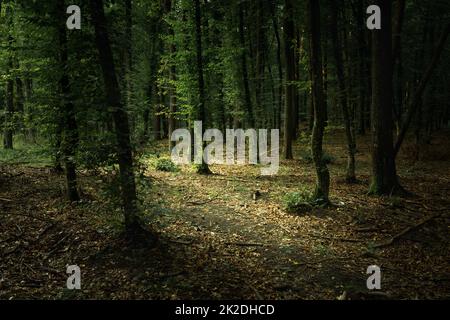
(374, 213, 442, 248)
(224, 242, 266, 247)
(44, 234, 70, 259)
(187, 193, 220, 206)
(309, 233, 365, 243)
(167, 238, 193, 245)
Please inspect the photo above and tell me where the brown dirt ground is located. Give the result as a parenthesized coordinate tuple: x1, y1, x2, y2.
(0, 129, 449, 299)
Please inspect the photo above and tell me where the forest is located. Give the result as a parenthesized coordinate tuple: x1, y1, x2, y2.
(0, 0, 449, 300)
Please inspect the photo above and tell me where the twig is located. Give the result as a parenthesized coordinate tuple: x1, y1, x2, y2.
(45, 234, 70, 258)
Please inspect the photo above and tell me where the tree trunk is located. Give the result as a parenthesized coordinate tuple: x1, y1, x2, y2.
(168, 53, 177, 149)
(329, 0, 356, 183)
(194, 0, 210, 174)
(353, 0, 367, 135)
(308, 0, 330, 203)
(271, 3, 283, 130)
(124, 0, 134, 134)
(369, 0, 401, 195)
(57, 0, 80, 202)
(254, 0, 266, 128)
(238, 2, 254, 128)
(3, 5, 13, 150)
(90, 0, 143, 233)
(283, 0, 295, 160)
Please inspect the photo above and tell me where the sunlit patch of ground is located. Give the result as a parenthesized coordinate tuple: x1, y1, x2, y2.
(1, 129, 449, 299)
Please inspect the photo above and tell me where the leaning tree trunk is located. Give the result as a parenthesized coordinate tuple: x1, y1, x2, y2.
(393, 22, 450, 157)
(57, 0, 80, 202)
(308, 0, 330, 203)
(90, 0, 148, 235)
(369, 0, 401, 195)
(329, 0, 356, 183)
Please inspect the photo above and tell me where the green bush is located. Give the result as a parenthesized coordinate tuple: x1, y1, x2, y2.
(154, 157, 179, 172)
(283, 188, 314, 213)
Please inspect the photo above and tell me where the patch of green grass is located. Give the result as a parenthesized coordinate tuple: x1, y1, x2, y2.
(155, 157, 179, 172)
(0, 138, 52, 166)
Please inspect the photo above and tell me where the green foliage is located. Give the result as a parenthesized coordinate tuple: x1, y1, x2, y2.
(283, 187, 314, 213)
(77, 135, 118, 170)
(151, 157, 179, 172)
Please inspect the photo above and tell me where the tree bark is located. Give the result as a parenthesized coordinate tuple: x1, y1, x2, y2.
(238, 3, 254, 128)
(57, 0, 80, 202)
(3, 5, 13, 150)
(308, 0, 330, 203)
(90, 0, 142, 232)
(255, 0, 266, 128)
(271, 2, 283, 130)
(194, 0, 210, 174)
(369, 0, 401, 195)
(283, 0, 295, 160)
(329, 0, 356, 183)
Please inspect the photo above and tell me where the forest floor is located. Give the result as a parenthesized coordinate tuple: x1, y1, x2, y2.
(0, 129, 449, 300)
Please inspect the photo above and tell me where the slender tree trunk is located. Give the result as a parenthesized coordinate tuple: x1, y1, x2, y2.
(292, 29, 301, 138)
(153, 88, 162, 140)
(369, 0, 401, 195)
(329, 0, 356, 183)
(283, 0, 295, 160)
(255, 0, 266, 128)
(124, 0, 134, 133)
(168, 50, 177, 149)
(271, 4, 283, 130)
(353, 0, 367, 135)
(194, 0, 210, 174)
(3, 5, 13, 150)
(308, 0, 330, 203)
(57, 0, 80, 202)
(90, 0, 146, 234)
(238, 2, 254, 128)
